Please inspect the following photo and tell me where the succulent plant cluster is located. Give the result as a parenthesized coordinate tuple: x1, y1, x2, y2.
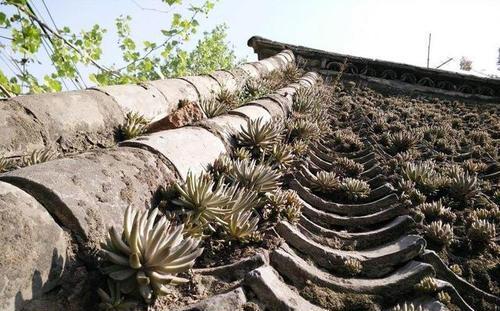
(308, 170, 371, 203)
(415, 276, 439, 293)
(391, 302, 427, 311)
(326, 82, 499, 301)
(342, 257, 363, 276)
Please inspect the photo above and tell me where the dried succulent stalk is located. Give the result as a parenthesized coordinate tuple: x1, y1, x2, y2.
(101, 206, 203, 303)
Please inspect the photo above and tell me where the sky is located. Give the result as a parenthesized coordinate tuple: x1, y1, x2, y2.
(1, 0, 500, 88)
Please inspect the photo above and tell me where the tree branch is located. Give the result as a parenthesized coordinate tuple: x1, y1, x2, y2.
(14, 3, 120, 77)
(115, 12, 199, 73)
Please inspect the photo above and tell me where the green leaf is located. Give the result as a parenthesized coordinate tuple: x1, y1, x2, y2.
(163, 0, 182, 5)
(43, 75, 62, 92)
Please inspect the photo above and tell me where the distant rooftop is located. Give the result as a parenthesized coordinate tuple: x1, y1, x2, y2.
(248, 36, 500, 101)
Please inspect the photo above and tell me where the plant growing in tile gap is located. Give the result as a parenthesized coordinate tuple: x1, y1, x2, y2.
(391, 302, 427, 311)
(267, 143, 295, 170)
(101, 206, 203, 303)
(437, 291, 451, 305)
(236, 117, 283, 157)
(120, 111, 150, 140)
(309, 171, 340, 194)
(0, 155, 12, 172)
(227, 159, 281, 194)
(467, 219, 496, 246)
(415, 276, 438, 293)
(332, 156, 364, 177)
(424, 220, 454, 247)
(20, 148, 58, 166)
(173, 172, 232, 232)
(199, 99, 228, 118)
(343, 257, 362, 276)
(340, 178, 371, 201)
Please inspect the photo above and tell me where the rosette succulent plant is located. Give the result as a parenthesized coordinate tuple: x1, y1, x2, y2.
(101, 206, 203, 303)
(392, 302, 426, 311)
(447, 166, 479, 201)
(343, 257, 362, 276)
(333, 156, 364, 177)
(424, 220, 454, 247)
(237, 117, 283, 155)
(288, 118, 321, 142)
(415, 276, 438, 293)
(387, 130, 422, 154)
(417, 200, 456, 223)
(224, 209, 260, 241)
(121, 111, 149, 140)
(0, 156, 12, 172)
(228, 159, 281, 193)
(173, 172, 232, 231)
(199, 99, 227, 118)
(292, 87, 316, 114)
(268, 143, 295, 170)
(309, 171, 340, 194)
(340, 178, 371, 201)
(234, 147, 252, 160)
(216, 88, 239, 109)
(468, 219, 496, 245)
(21, 148, 58, 166)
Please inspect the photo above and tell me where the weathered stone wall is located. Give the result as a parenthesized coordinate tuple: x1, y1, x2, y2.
(0, 50, 295, 159)
(0, 46, 321, 309)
